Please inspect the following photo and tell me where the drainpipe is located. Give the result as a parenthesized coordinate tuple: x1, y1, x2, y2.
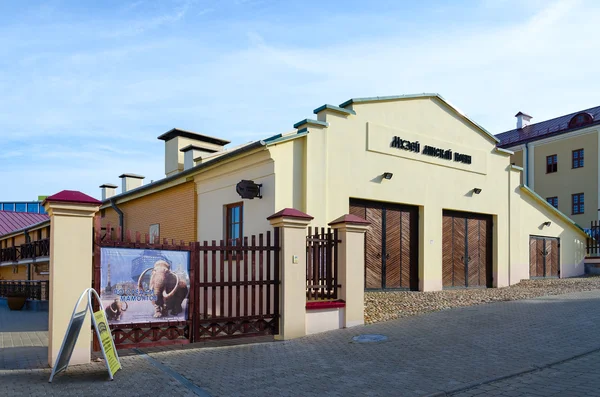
(109, 198, 124, 240)
(524, 143, 529, 187)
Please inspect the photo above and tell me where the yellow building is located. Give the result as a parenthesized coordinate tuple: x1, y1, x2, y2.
(0, 216, 50, 282)
(497, 107, 600, 228)
(100, 94, 588, 291)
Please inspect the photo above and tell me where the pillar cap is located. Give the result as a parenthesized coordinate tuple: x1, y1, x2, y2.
(267, 208, 314, 221)
(328, 214, 370, 226)
(42, 190, 102, 206)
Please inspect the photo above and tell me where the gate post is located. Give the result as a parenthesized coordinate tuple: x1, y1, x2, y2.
(268, 208, 313, 340)
(329, 214, 370, 328)
(43, 191, 101, 368)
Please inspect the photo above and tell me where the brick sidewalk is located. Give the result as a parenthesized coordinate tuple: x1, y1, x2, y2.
(2, 290, 600, 396)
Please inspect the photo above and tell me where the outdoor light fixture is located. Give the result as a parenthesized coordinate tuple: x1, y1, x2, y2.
(473, 188, 482, 194)
(383, 172, 394, 180)
(543, 221, 552, 227)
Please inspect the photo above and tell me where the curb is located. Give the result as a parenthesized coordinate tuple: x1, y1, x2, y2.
(422, 344, 600, 397)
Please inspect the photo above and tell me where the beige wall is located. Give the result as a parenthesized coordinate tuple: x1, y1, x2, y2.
(265, 96, 587, 289)
(531, 131, 598, 226)
(509, 168, 586, 282)
(511, 150, 524, 168)
(195, 150, 276, 243)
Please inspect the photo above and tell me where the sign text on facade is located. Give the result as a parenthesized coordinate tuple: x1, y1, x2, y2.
(391, 136, 472, 165)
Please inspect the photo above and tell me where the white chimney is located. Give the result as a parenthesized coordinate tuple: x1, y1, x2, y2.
(100, 183, 118, 201)
(157, 128, 230, 177)
(515, 112, 532, 129)
(181, 144, 216, 170)
(119, 173, 145, 193)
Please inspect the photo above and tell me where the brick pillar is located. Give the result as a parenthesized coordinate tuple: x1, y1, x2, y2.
(267, 208, 313, 340)
(43, 190, 101, 367)
(329, 214, 370, 328)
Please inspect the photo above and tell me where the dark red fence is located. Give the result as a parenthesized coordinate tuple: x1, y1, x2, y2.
(93, 220, 194, 350)
(93, 218, 281, 350)
(586, 220, 600, 256)
(306, 227, 340, 301)
(0, 280, 49, 301)
(194, 233, 280, 340)
(0, 239, 50, 263)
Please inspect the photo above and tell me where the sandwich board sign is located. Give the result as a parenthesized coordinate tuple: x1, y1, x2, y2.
(49, 288, 122, 382)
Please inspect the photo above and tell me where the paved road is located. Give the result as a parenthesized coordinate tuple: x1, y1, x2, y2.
(451, 349, 600, 397)
(3, 290, 600, 396)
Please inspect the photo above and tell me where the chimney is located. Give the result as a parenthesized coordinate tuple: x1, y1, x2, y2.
(515, 112, 532, 129)
(181, 145, 213, 171)
(99, 183, 118, 201)
(119, 173, 145, 193)
(157, 128, 230, 177)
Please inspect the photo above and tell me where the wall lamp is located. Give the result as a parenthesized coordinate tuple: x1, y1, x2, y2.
(383, 172, 394, 180)
(473, 188, 482, 194)
(543, 221, 552, 227)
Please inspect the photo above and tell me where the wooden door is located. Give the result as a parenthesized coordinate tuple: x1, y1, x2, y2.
(443, 211, 492, 288)
(385, 208, 416, 289)
(529, 237, 560, 278)
(350, 199, 418, 290)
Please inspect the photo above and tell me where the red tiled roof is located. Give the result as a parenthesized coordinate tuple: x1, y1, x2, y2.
(0, 211, 49, 236)
(267, 208, 314, 220)
(43, 190, 102, 205)
(496, 105, 600, 147)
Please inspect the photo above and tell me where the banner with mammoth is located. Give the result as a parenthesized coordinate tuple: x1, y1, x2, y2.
(99, 247, 191, 325)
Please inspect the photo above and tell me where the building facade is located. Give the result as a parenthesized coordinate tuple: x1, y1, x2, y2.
(99, 94, 587, 292)
(496, 107, 600, 228)
(0, 219, 51, 281)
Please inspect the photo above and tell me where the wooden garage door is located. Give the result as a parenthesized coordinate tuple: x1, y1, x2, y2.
(350, 199, 418, 290)
(529, 236, 559, 278)
(442, 211, 492, 288)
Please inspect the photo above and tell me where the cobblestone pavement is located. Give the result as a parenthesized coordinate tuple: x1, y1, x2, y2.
(0, 299, 48, 370)
(2, 290, 600, 396)
(451, 349, 600, 397)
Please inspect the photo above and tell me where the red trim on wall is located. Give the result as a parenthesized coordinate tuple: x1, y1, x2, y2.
(305, 300, 346, 310)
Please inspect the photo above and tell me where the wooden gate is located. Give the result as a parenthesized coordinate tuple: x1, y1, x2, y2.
(442, 210, 493, 288)
(306, 227, 340, 301)
(349, 199, 419, 290)
(93, 218, 280, 349)
(529, 236, 559, 278)
(193, 233, 280, 340)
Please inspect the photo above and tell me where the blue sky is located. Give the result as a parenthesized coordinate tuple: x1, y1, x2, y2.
(0, 0, 596, 200)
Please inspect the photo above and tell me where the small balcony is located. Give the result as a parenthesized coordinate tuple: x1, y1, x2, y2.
(0, 239, 50, 265)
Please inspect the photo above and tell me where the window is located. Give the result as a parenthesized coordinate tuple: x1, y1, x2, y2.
(3, 203, 14, 211)
(27, 203, 39, 213)
(546, 197, 558, 209)
(572, 193, 585, 215)
(15, 203, 26, 212)
(225, 202, 243, 245)
(546, 154, 558, 173)
(572, 149, 584, 169)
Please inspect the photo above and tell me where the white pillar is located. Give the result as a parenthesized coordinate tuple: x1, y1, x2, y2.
(329, 214, 370, 328)
(267, 208, 313, 340)
(44, 191, 101, 367)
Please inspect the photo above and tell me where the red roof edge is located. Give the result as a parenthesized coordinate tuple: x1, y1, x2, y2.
(329, 214, 370, 226)
(43, 190, 102, 206)
(267, 208, 313, 220)
(306, 300, 346, 310)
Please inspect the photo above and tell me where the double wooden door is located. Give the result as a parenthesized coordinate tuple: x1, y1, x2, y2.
(350, 199, 418, 290)
(529, 236, 559, 278)
(442, 211, 492, 288)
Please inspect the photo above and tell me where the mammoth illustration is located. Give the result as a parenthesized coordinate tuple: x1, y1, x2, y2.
(138, 260, 189, 318)
(105, 298, 128, 321)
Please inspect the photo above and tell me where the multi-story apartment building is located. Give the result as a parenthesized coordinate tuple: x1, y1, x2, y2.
(496, 107, 600, 228)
